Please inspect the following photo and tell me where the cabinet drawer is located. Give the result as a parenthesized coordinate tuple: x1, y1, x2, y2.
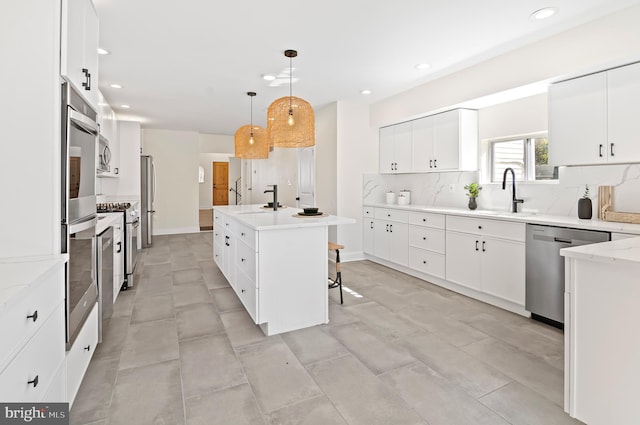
(235, 270, 257, 323)
(363, 207, 374, 217)
(408, 247, 445, 279)
(375, 208, 409, 223)
(235, 222, 257, 250)
(408, 226, 445, 253)
(0, 263, 64, 369)
(0, 302, 65, 402)
(236, 240, 257, 281)
(67, 303, 98, 407)
(213, 228, 225, 247)
(213, 242, 224, 269)
(446, 215, 525, 242)
(213, 210, 225, 225)
(409, 211, 445, 228)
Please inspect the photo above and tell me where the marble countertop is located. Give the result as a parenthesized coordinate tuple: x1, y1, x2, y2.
(364, 202, 640, 235)
(0, 255, 67, 312)
(560, 236, 640, 265)
(213, 204, 356, 230)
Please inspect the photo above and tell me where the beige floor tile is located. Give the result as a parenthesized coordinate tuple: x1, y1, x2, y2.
(111, 289, 135, 318)
(179, 334, 246, 398)
(237, 339, 322, 413)
(119, 318, 179, 370)
(93, 316, 130, 360)
(219, 310, 271, 348)
(399, 306, 489, 347)
(108, 360, 184, 425)
(172, 267, 203, 284)
(69, 356, 119, 425)
(172, 281, 211, 307)
(135, 274, 173, 298)
(461, 337, 565, 406)
(379, 362, 510, 425)
(479, 381, 583, 425)
(281, 325, 349, 365)
(185, 384, 265, 425)
(401, 332, 511, 398)
(210, 287, 244, 312)
(329, 322, 416, 375)
(265, 395, 348, 425)
(175, 302, 225, 340)
(346, 301, 423, 340)
(307, 355, 426, 425)
(130, 292, 174, 323)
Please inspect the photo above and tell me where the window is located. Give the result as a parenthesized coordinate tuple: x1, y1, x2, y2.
(490, 135, 556, 182)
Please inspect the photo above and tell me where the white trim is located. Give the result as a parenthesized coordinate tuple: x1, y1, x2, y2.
(153, 227, 201, 235)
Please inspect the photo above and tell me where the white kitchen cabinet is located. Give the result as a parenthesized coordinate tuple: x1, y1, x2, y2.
(213, 212, 235, 287)
(412, 109, 478, 172)
(445, 216, 525, 306)
(363, 218, 375, 255)
(66, 302, 98, 407)
(0, 260, 66, 403)
(379, 121, 412, 174)
(374, 220, 408, 266)
(549, 61, 640, 166)
(112, 216, 124, 302)
(61, 0, 100, 109)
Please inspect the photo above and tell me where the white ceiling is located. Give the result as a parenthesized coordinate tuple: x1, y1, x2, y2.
(94, 0, 640, 135)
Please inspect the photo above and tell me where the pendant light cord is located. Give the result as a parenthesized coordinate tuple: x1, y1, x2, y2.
(289, 55, 293, 111)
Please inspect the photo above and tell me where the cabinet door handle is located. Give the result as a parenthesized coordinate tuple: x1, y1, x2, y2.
(27, 375, 39, 388)
(482, 241, 486, 252)
(84, 345, 91, 351)
(475, 240, 479, 251)
(370, 221, 374, 229)
(241, 289, 246, 293)
(241, 258, 246, 262)
(389, 224, 393, 232)
(599, 144, 604, 157)
(26, 310, 38, 322)
(82, 68, 91, 91)
(429, 159, 433, 168)
(434, 159, 437, 168)
(116, 241, 122, 253)
(610, 142, 615, 157)
(241, 232, 245, 237)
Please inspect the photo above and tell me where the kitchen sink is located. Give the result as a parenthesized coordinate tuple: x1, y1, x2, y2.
(472, 210, 536, 218)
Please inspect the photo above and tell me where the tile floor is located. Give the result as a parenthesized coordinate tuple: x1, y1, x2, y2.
(70, 232, 583, 425)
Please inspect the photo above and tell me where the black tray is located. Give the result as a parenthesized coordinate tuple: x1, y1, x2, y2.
(297, 211, 323, 216)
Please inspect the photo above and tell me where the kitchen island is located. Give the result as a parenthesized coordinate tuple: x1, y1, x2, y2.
(213, 204, 355, 336)
(561, 236, 640, 425)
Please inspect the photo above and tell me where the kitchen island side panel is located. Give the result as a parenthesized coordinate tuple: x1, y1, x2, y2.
(257, 226, 328, 335)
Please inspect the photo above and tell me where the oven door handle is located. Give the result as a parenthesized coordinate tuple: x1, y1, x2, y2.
(69, 109, 98, 136)
(69, 215, 97, 234)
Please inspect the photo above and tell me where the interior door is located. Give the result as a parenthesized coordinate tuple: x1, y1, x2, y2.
(297, 147, 315, 208)
(212, 162, 229, 205)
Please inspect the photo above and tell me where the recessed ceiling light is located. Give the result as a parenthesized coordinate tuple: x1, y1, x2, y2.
(361, 89, 372, 95)
(530, 7, 557, 20)
(262, 74, 276, 81)
(109, 83, 123, 89)
(98, 48, 110, 55)
(416, 63, 431, 70)
(120, 105, 130, 109)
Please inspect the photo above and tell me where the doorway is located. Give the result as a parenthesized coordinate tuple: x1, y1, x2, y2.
(212, 162, 229, 205)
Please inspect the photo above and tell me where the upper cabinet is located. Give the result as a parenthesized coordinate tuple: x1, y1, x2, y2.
(412, 109, 478, 172)
(61, 0, 99, 110)
(379, 121, 413, 174)
(379, 109, 478, 174)
(549, 61, 640, 166)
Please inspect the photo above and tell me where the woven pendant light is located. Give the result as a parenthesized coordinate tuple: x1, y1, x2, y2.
(235, 92, 268, 159)
(267, 50, 315, 148)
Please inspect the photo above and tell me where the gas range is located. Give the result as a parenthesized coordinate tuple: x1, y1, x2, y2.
(97, 202, 132, 213)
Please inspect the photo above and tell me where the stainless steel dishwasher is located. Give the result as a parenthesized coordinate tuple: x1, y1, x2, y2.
(526, 224, 610, 327)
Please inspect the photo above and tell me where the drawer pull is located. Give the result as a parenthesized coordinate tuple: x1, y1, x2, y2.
(422, 218, 426, 222)
(27, 311, 38, 322)
(422, 237, 426, 240)
(478, 225, 482, 230)
(241, 258, 246, 262)
(84, 345, 91, 351)
(28, 375, 39, 388)
(241, 289, 246, 293)
(241, 232, 245, 236)
(422, 260, 427, 264)
(387, 213, 391, 217)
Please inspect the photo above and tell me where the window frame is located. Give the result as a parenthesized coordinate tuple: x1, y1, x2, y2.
(489, 133, 554, 183)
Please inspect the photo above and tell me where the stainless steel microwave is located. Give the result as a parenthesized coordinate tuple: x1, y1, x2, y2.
(97, 134, 111, 173)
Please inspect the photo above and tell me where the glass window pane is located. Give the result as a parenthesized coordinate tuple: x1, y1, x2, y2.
(533, 137, 556, 180)
(492, 139, 525, 182)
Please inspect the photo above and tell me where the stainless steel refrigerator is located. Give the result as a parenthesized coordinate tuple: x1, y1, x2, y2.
(140, 155, 156, 247)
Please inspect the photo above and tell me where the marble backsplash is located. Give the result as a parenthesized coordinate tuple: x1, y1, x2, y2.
(363, 163, 640, 217)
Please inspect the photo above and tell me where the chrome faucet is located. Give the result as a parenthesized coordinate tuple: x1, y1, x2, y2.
(502, 168, 524, 213)
(264, 184, 278, 211)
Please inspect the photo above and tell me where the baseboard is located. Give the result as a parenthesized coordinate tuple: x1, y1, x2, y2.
(153, 227, 201, 236)
(328, 250, 366, 263)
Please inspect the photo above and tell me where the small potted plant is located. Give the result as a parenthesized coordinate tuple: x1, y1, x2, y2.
(464, 183, 482, 210)
(578, 184, 592, 219)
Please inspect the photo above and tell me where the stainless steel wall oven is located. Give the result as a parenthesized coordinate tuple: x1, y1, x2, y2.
(61, 82, 98, 348)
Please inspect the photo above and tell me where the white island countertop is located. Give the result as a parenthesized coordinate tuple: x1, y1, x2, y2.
(213, 204, 356, 230)
(560, 236, 640, 266)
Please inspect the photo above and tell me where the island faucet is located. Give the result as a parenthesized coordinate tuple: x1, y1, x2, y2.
(502, 167, 524, 213)
(264, 184, 278, 211)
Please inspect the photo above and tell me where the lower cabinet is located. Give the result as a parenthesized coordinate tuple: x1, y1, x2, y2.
(374, 219, 408, 265)
(113, 216, 124, 302)
(363, 218, 375, 255)
(67, 302, 98, 407)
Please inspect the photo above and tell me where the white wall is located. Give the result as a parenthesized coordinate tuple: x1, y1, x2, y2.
(142, 129, 200, 234)
(199, 133, 234, 154)
(315, 103, 338, 215)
